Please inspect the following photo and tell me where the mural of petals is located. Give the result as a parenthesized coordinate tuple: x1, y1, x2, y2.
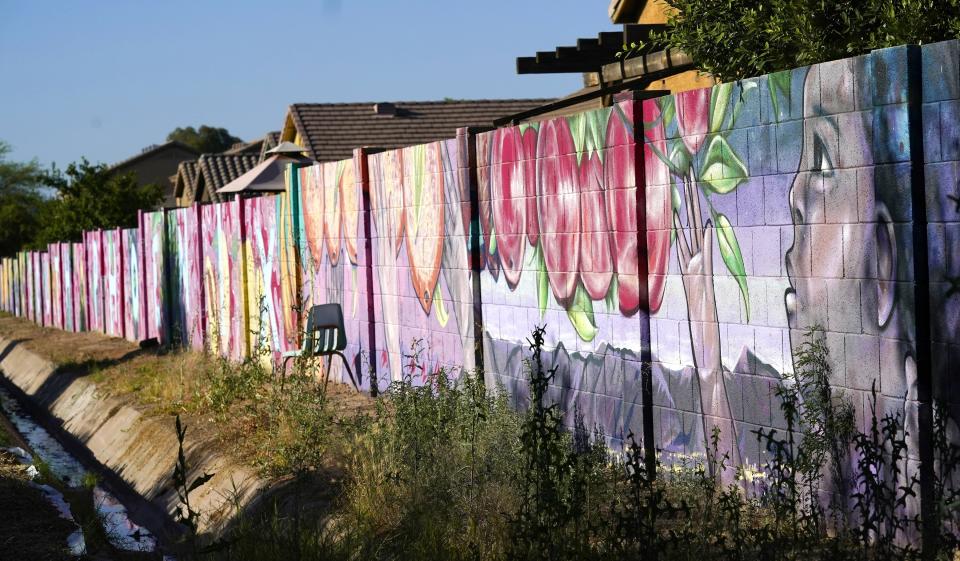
(578, 151, 613, 300)
(339, 159, 360, 265)
(322, 162, 342, 266)
(536, 117, 580, 308)
(640, 101, 672, 314)
(490, 127, 526, 289)
(476, 131, 500, 279)
(604, 103, 640, 315)
(300, 165, 325, 266)
(675, 87, 711, 155)
(402, 143, 445, 314)
(372, 150, 406, 258)
(522, 126, 539, 246)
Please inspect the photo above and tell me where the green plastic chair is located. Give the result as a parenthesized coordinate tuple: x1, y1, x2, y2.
(281, 303, 357, 390)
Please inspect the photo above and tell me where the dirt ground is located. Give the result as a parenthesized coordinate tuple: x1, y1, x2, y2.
(0, 313, 139, 367)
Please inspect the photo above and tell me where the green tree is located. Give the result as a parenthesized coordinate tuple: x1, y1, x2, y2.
(0, 142, 49, 257)
(166, 125, 242, 153)
(32, 159, 162, 247)
(648, 0, 960, 81)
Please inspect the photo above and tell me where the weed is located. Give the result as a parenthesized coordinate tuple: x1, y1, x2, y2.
(173, 414, 215, 541)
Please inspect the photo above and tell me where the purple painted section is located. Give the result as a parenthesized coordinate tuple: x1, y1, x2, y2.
(298, 156, 374, 389)
(367, 138, 476, 387)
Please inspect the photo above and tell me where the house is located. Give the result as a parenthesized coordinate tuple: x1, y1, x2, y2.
(173, 153, 260, 205)
(223, 131, 280, 160)
(279, 99, 553, 162)
(605, 0, 715, 93)
(172, 131, 279, 206)
(110, 141, 199, 208)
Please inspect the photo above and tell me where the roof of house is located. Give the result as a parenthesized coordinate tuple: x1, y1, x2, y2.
(110, 140, 199, 172)
(174, 153, 260, 205)
(173, 160, 200, 203)
(282, 99, 554, 162)
(223, 130, 281, 157)
(259, 131, 280, 162)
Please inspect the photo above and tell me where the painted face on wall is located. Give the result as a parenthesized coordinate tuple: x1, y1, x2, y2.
(786, 60, 915, 390)
(785, 81, 848, 332)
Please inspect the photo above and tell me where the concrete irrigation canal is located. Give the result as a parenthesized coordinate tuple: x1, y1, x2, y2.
(0, 317, 273, 559)
(0, 383, 158, 557)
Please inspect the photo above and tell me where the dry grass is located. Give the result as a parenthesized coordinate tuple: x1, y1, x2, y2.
(0, 313, 374, 478)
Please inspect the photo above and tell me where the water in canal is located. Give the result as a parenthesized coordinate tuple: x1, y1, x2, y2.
(0, 385, 159, 555)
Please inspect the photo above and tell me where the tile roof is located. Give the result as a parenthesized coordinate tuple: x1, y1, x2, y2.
(174, 154, 259, 205)
(195, 153, 260, 204)
(173, 160, 200, 204)
(287, 99, 554, 162)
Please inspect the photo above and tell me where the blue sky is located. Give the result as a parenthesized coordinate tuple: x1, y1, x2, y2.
(0, 1, 614, 168)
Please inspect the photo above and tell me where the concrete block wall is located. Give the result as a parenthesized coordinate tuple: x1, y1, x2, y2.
(477, 100, 650, 444)
(922, 40, 960, 425)
(297, 154, 375, 390)
(367, 137, 477, 387)
(0, 41, 957, 481)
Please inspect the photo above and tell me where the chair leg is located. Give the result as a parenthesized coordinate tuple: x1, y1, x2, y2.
(333, 351, 358, 391)
(321, 354, 332, 397)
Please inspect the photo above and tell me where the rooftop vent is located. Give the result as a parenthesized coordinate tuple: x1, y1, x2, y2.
(373, 102, 396, 116)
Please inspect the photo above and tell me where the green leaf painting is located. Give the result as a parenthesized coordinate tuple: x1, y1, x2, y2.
(709, 82, 733, 133)
(411, 144, 426, 227)
(604, 273, 619, 313)
(566, 282, 597, 342)
(517, 121, 540, 136)
(433, 283, 449, 327)
(712, 210, 750, 321)
(536, 245, 549, 318)
(568, 110, 609, 166)
(660, 96, 675, 131)
(768, 71, 791, 122)
(699, 134, 747, 194)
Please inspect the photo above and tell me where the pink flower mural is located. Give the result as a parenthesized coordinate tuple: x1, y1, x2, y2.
(535, 117, 581, 309)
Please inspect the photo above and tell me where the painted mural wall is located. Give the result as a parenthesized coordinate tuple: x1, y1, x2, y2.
(243, 187, 300, 358)
(60, 243, 74, 332)
(72, 242, 87, 332)
(922, 40, 960, 428)
(168, 206, 204, 349)
(141, 212, 166, 343)
(297, 156, 374, 389)
(103, 229, 124, 338)
(367, 137, 476, 387)
(201, 201, 245, 360)
(50, 244, 63, 329)
(477, 100, 650, 445)
(86, 231, 105, 333)
(0, 41, 957, 484)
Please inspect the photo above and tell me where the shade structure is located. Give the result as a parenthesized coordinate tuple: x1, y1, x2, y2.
(265, 141, 308, 156)
(216, 154, 310, 195)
